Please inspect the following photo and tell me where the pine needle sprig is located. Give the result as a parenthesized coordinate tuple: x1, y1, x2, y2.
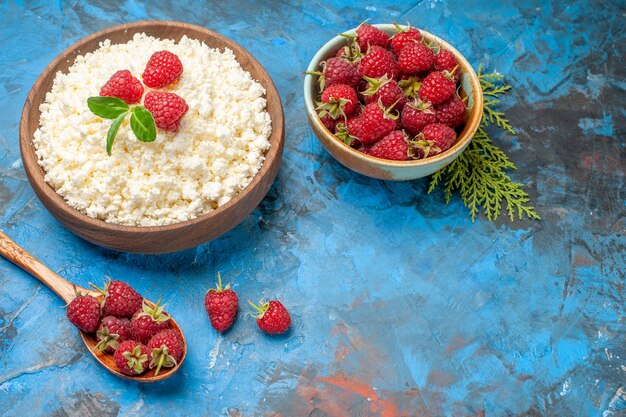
(478, 66, 516, 134)
(428, 67, 540, 222)
(482, 98, 516, 134)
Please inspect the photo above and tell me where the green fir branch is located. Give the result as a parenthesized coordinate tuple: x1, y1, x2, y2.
(482, 99, 516, 134)
(428, 68, 540, 222)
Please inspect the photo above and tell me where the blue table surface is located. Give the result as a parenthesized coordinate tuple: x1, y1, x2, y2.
(0, 0, 624, 416)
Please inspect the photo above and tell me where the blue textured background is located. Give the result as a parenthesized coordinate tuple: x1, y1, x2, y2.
(0, 1, 625, 416)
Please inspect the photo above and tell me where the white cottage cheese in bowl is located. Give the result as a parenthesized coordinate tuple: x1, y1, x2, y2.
(33, 33, 272, 227)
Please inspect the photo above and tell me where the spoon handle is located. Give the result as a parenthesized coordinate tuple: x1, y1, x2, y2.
(0, 230, 82, 303)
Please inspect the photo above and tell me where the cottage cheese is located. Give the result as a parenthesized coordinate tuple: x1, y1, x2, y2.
(33, 33, 272, 226)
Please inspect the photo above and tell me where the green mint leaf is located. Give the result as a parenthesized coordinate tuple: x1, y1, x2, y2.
(130, 106, 156, 142)
(87, 96, 130, 119)
(106, 112, 128, 156)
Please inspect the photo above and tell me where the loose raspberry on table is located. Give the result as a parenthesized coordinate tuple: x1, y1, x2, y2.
(250, 300, 292, 335)
(204, 273, 239, 333)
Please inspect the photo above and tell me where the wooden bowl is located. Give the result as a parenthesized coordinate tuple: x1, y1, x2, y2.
(20, 21, 284, 254)
(303, 24, 483, 181)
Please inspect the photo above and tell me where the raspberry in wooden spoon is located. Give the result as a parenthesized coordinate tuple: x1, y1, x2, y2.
(130, 299, 171, 344)
(114, 340, 150, 376)
(92, 279, 143, 318)
(95, 316, 131, 353)
(66, 291, 101, 333)
(148, 329, 184, 376)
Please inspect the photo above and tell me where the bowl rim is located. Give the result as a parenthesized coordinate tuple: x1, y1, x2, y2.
(20, 20, 284, 234)
(303, 23, 483, 168)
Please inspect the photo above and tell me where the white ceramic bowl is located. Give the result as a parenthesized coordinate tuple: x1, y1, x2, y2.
(304, 24, 483, 181)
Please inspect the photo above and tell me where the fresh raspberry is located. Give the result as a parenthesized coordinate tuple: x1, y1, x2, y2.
(249, 300, 291, 335)
(143, 91, 189, 131)
(309, 57, 360, 91)
(358, 46, 398, 79)
(418, 71, 456, 105)
(435, 95, 466, 128)
(66, 293, 101, 333)
(142, 50, 183, 88)
(397, 43, 434, 74)
(355, 23, 391, 50)
(335, 45, 350, 58)
(334, 43, 364, 64)
(93, 279, 143, 318)
(130, 300, 171, 344)
(320, 113, 339, 132)
(369, 130, 411, 161)
(148, 329, 184, 376)
(434, 49, 458, 74)
(358, 101, 399, 145)
(334, 114, 362, 146)
(391, 26, 423, 54)
(95, 316, 131, 353)
(99, 70, 144, 104)
(114, 340, 150, 376)
(317, 83, 358, 124)
(361, 76, 407, 109)
(204, 273, 239, 333)
(321, 84, 358, 114)
(401, 99, 436, 134)
(347, 115, 363, 139)
(415, 123, 457, 158)
(356, 144, 370, 155)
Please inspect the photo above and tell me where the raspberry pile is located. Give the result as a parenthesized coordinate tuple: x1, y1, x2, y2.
(310, 23, 467, 161)
(66, 279, 184, 376)
(98, 50, 188, 131)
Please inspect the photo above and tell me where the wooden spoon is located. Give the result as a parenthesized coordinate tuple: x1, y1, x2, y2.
(0, 230, 186, 382)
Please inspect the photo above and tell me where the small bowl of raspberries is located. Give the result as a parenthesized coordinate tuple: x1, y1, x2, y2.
(304, 23, 483, 180)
